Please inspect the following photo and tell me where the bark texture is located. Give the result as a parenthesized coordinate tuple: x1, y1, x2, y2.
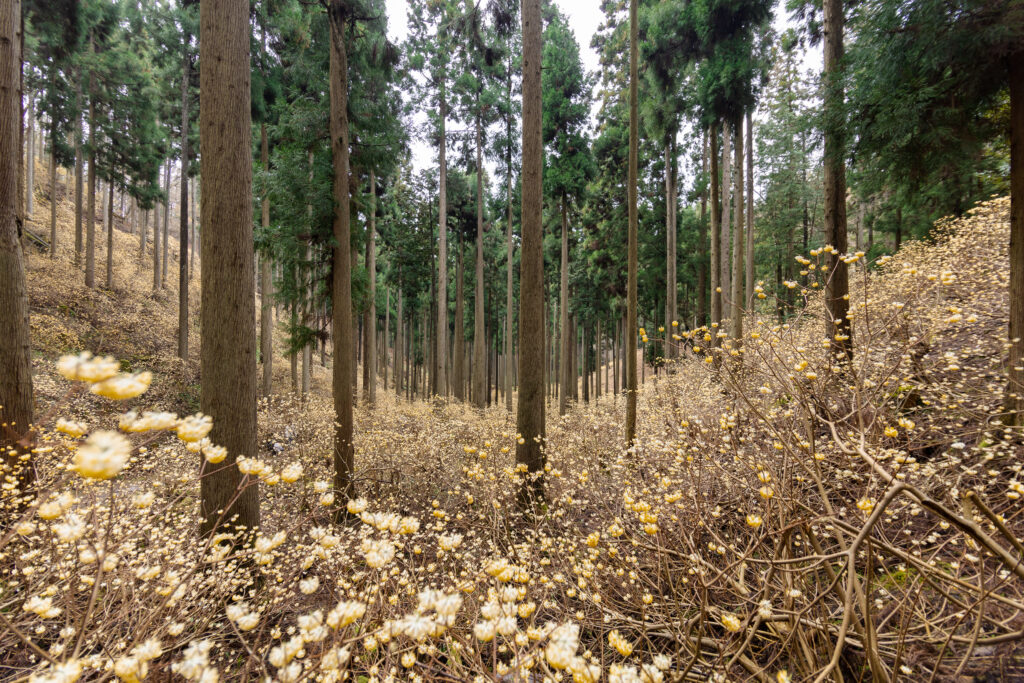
(179, 47, 191, 361)
(0, 0, 35, 501)
(198, 0, 261, 537)
(329, 1, 355, 512)
(823, 0, 852, 361)
(516, 0, 546, 504)
(1006, 52, 1024, 423)
(625, 0, 639, 445)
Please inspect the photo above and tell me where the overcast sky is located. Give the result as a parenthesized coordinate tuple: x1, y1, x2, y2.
(381, 0, 817, 177)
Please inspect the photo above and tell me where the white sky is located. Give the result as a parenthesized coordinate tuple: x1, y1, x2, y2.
(383, 0, 817, 179)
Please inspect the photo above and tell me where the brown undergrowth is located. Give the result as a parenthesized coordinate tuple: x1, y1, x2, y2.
(3, 175, 1023, 682)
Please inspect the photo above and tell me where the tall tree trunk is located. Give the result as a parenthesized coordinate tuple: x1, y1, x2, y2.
(823, 0, 852, 361)
(198, 0, 260, 537)
(1005, 51, 1024, 423)
(731, 117, 744, 343)
(190, 176, 197, 279)
(0, 0, 35, 500)
(85, 68, 96, 288)
(665, 136, 676, 360)
(437, 80, 449, 399)
(25, 90, 32, 217)
(559, 196, 570, 416)
(260, 124, 272, 390)
(472, 116, 486, 409)
(697, 130, 708, 326)
(162, 158, 170, 288)
(153, 168, 161, 291)
(745, 110, 754, 310)
(383, 287, 389, 391)
(49, 134, 56, 256)
(140, 209, 147, 260)
(710, 123, 722, 344)
(302, 150, 313, 399)
(364, 169, 377, 406)
(505, 73, 515, 412)
(396, 286, 403, 398)
(721, 119, 732, 305)
(516, 0, 545, 504)
(626, 0, 639, 445)
(105, 176, 114, 288)
(454, 235, 465, 400)
(179, 47, 191, 361)
(329, 1, 355, 512)
(74, 81, 83, 264)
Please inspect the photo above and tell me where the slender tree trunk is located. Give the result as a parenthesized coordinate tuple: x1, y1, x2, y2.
(626, 0, 639, 445)
(383, 287, 389, 392)
(302, 149, 313, 399)
(140, 210, 147, 260)
(25, 90, 32, 217)
(364, 169, 377, 406)
(153, 169, 161, 291)
(49, 134, 56, 256)
(396, 286, 403, 397)
(697, 130, 708, 326)
(472, 116, 486, 409)
(559, 196, 570, 416)
(454, 236, 465, 400)
(1005, 51, 1024, 423)
(436, 81, 449, 399)
(74, 82, 83, 264)
(746, 110, 754, 310)
(665, 136, 676, 360)
(516, 0, 546, 504)
(260, 124, 272, 391)
(0, 0, 35, 500)
(823, 0, 852, 361)
(710, 123, 722, 344)
(329, 1, 355, 511)
(731, 117, 744, 343)
(85, 72, 96, 288)
(505, 77, 515, 412)
(190, 176, 197, 279)
(198, 0, 260, 537)
(179, 48, 191, 361)
(105, 176, 114, 288)
(162, 159, 170, 287)
(721, 119, 732, 306)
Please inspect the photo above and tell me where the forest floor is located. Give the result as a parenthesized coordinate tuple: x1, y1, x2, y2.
(6, 165, 1024, 681)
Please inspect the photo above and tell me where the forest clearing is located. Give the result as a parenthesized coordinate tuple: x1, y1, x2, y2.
(2, 0, 1024, 681)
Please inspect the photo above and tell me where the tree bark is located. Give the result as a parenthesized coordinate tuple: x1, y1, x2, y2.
(516, 0, 546, 504)
(436, 77, 449, 399)
(74, 81, 83, 264)
(85, 64, 96, 288)
(197, 0, 260, 537)
(162, 158, 170, 288)
(105, 175, 114, 288)
(49, 138, 56, 256)
(559, 196, 570, 416)
(721, 119, 732, 306)
(746, 110, 754, 310)
(25, 90, 32, 217)
(823, 0, 852, 361)
(454, 235, 465, 400)
(179, 46, 191, 361)
(396, 285, 404, 397)
(259, 124, 272, 389)
(626, 0, 639, 445)
(731, 117, 744, 343)
(472, 115, 486, 409)
(697, 130, 708, 326)
(665, 136, 676, 359)
(710, 123, 722, 344)
(329, 1, 355, 512)
(1, 0, 35, 501)
(364, 169, 377, 406)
